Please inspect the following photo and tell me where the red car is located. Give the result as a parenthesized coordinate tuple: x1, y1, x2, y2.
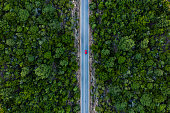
(85, 50, 87, 54)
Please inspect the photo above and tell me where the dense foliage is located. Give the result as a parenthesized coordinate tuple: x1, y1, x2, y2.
(90, 0, 169, 112)
(0, 0, 79, 112)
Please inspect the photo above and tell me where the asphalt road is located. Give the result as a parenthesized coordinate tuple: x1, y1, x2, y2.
(80, 0, 89, 113)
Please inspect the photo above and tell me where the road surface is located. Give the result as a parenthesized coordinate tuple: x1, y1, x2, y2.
(80, 0, 89, 113)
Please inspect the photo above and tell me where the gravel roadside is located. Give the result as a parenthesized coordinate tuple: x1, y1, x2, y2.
(72, 0, 81, 112)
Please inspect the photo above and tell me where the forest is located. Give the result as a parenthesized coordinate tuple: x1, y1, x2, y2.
(90, 0, 169, 112)
(0, 0, 80, 112)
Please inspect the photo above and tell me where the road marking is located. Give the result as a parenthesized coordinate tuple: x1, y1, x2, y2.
(83, 0, 85, 112)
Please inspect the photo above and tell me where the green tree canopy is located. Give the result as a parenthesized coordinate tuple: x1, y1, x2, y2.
(141, 38, 149, 49)
(118, 36, 135, 51)
(21, 67, 30, 77)
(6, 39, 15, 46)
(35, 64, 52, 80)
(18, 9, 30, 21)
(140, 94, 152, 106)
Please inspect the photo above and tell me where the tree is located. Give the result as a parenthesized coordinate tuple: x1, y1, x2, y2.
(140, 94, 152, 106)
(154, 69, 164, 76)
(55, 48, 64, 58)
(109, 86, 122, 96)
(89, 2, 96, 10)
(98, 2, 104, 10)
(141, 38, 149, 49)
(28, 55, 34, 62)
(135, 104, 144, 113)
(42, 5, 55, 20)
(18, 9, 30, 21)
(0, 44, 4, 50)
(105, 57, 116, 68)
(118, 56, 126, 64)
(147, 83, 153, 89)
(158, 104, 166, 112)
(115, 102, 127, 111)
(92, 24, 96, 30)
(6, 39, 15, 46)
(101, 49, 110, 56)
(135, 53, 142, 60)
(21, 67, 29, 77)
(29, 26, 39, 34)
(25, 2, 33, 11)
(48, 19, 60, 30)
(118, 36, 135, 51)
(3, 3, 10, 11)
(146, 60, 154, 66)
(44, 51, 52, 59)
(17, 26, 23, 32)
(60, 60, 68, 67)
(3, 12, 16, 21)
(35, 64, 51, 80)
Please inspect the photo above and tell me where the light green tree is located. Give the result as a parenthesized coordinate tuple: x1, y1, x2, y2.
(101, 49, 110, 56)
(141, 38, 149, 49)
(98, 2, 104, 10)
(17, 26, 23, 32)
(146, 60, 154, 66)
(6, 39, 15, 46)
(21, 67, 29, 77)
(3, 3, 10, 11)
(154, 69, 164, 76)
(35, 64, 51, 79)
(140, 94, 152, 106)
(55, 48, 64, 58)
(60, 60, 68, 67)
(92, 24, 96, 30)
(118, 36, 135, 51)
(29, 26, 39, 34)
(18, 9, 30, 21)
(16, 49, 24, 55)
(131, 82, 140, 90)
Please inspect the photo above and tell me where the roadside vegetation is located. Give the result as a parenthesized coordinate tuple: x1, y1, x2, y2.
(0, 0, 80, 112)
(90, 0, 169, 112)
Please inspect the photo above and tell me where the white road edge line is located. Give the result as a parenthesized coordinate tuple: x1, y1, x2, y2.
(83, 0, 85, 112)
(80, 0, 82, 112)
(87, 0, 89, 112)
